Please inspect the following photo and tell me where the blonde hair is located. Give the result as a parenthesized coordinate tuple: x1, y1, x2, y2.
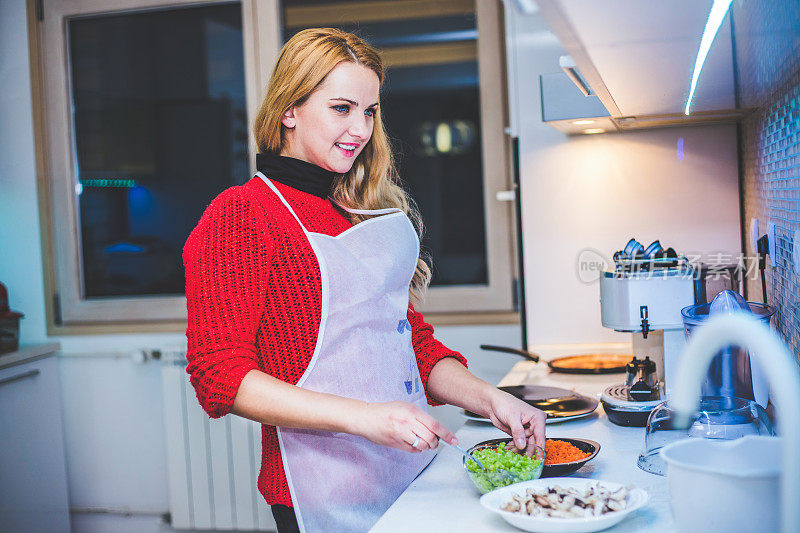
(253, 28, 431, 303)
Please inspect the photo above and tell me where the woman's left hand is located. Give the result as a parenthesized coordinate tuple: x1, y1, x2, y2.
(485, 388, 546, 455)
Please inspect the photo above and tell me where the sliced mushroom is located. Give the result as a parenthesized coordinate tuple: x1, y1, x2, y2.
(499, 482, 632, 519)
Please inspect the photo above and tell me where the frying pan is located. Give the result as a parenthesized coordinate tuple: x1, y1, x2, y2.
(480, 345, 629, 374)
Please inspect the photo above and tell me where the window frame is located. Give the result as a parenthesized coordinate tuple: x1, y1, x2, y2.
(413, 0, 516, 313)
(281, 0, 518, 316)
(30, 0, 516, 329)
(34, 0, 280, 326)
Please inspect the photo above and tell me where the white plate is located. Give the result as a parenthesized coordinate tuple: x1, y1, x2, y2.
(479, 478, 648, 533)
(461, 410, 595, 425)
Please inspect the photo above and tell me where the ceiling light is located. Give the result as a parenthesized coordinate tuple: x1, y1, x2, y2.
(572, 120, 595, 125)
(583, 128, 605, 134)
(685, 0, 733, 115)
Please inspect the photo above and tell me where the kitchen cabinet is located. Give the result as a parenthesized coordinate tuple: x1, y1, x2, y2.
(0, 344, 71, 533)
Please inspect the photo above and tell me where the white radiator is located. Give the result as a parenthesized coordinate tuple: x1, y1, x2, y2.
(162, 362, 277, 531)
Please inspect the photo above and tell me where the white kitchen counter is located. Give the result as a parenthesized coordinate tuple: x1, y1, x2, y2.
(371, 361, 674, 532)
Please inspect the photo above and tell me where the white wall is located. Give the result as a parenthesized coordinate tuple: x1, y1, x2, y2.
(504, 5, 741, 349)
(0, 0, 48, 344)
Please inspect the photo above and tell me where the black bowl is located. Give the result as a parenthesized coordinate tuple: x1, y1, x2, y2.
(541, 437, 600, 477)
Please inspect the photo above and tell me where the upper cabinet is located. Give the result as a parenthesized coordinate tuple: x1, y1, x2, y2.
(531, 0, 743, 133)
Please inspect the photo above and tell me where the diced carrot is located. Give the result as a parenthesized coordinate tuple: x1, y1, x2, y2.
(544, 439, 591, 464)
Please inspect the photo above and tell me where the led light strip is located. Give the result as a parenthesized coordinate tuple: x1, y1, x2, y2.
(684, 0, 733, 115)
(79, 178, 137, 188)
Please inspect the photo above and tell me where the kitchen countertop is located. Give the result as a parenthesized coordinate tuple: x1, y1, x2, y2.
(0, 343, 60, 371)
(371, 361, 674, 532)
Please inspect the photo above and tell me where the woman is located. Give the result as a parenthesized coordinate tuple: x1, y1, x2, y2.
(184, 28, 545, 533)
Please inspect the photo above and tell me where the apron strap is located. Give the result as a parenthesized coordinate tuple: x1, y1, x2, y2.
(256, 172, 311, 234)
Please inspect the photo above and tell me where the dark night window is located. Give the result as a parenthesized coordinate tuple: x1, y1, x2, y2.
(69, 4, 248, 297)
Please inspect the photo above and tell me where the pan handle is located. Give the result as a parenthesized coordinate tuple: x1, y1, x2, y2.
(479, 344, 540, 363)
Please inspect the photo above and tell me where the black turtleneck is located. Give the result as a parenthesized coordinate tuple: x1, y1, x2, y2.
(256, 152, 338, 198)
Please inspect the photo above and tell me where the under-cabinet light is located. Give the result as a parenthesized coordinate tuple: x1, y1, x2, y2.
(685, 0, 733, 115)
(572, 120, 595, 125)
(583, 128, 605, 134)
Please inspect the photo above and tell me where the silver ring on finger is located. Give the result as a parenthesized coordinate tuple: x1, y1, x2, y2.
(411, 435, 420, 449)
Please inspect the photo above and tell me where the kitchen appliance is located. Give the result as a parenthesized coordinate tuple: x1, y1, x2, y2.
(668, 312, 800, 533)
(681, 290, 774, 407)
(638, 290, 775, 475)
(0, 282, 24, 355)
(601, 358, 665, 427)
(598, 240, 697, 426)
(598, 239, 745, 427)
(637, 396, 773, 475)
(635, 289, 777, 475)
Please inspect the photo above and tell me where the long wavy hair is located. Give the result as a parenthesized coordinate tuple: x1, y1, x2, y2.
(253, 28, 431, 303)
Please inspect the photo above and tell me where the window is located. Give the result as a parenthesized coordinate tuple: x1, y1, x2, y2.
(36, 0, 278, 324)
(33, 0, 514, 326)
(282, 0, 516, 314)
(70, 5, 249, 298)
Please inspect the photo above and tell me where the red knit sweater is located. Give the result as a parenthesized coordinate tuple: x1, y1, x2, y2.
(183, 176, 467, 507)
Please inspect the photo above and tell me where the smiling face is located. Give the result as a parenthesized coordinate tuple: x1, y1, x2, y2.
(280, 61, 380, 173)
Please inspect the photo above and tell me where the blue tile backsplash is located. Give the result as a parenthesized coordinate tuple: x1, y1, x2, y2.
(735, 0, 800, 359)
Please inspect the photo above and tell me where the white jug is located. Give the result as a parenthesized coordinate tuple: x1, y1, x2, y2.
(661, 436, 780, 533)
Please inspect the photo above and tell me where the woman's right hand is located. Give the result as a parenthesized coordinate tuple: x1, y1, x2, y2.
(352, 401, 457, 453)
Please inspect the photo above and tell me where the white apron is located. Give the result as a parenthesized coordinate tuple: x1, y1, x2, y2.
(257, 173, 436, 533)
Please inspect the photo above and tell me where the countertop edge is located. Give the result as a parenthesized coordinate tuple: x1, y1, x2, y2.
(0, 343, 62, 371)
